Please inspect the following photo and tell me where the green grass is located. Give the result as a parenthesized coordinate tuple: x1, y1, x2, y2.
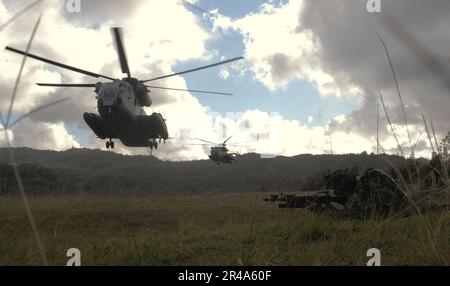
(0, 193, 448, 266)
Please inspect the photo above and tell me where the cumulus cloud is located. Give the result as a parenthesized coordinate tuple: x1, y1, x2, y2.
(171, 109, 418, 159)
(0, 0, 447, 160)
(297, 0, 450, 155)
(0, 0, 216, 157)
(208, 0, 450, 158)
(211, 0, 360, 99)
(8, 119, 80, 150)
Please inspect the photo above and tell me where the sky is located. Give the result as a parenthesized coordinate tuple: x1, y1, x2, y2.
(0, 0, 450, 160)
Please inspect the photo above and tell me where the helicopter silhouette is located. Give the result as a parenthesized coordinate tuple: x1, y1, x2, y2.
(5, 27, 242, 150)
(192, 136, 242, 164)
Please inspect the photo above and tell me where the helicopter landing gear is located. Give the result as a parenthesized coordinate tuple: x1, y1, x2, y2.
(106, 139, 115, 149)
(149, 140, 158, 150)
(147, 140, 158, 156)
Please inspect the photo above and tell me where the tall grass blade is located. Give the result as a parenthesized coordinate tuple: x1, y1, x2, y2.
(376, 32, 413, 155)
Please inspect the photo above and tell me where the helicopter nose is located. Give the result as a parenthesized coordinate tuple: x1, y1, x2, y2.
(100, 90, 125, 107)
(100, 92, 116, 106)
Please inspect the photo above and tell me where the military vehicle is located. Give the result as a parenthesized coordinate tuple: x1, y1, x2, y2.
(5, 27, 242, 150)
(193, 136, 241, 164)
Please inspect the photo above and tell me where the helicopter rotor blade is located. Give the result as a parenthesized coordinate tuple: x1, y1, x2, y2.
(145, 85, 233, 96)
(36, 83, 96, 87)
(143, 56, 244, 82)
(112, 27, 131, 78)
(223, 136, 233, 145)
(5, 46, 115, 80)
(193, 138, 217, 145)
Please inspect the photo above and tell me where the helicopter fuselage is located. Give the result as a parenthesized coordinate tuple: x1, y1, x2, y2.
(209, 146, 239, 164)
(83, 78, 168, 148)
(5, 27, 242, 151)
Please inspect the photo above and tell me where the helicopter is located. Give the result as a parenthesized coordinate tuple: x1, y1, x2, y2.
(193, 136, 241, 164)
(4, 27, 242, 150)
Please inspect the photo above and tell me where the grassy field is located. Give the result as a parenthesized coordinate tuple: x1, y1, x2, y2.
(0, 193, 449, 266)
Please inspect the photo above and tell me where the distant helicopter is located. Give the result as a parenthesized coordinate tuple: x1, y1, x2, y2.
(5, 27, 242, 150)
(193, 136, 241, 164)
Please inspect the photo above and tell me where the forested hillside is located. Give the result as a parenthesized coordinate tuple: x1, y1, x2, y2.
(0, 148, 405, 195)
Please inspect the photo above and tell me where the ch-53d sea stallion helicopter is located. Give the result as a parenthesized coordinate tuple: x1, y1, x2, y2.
(5, 27, 242, 150)
(193, 136, 241, 164)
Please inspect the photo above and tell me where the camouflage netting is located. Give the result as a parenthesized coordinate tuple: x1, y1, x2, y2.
(323, 169, 358, 198)
(267, 159, 450, 218)
(346, 168, 412, 219)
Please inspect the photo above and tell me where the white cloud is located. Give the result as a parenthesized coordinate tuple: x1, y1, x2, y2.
(10, 120, 80, 150)
(0, 0, 215, 157)
(214, 1, 311, 86)
(0, 0, 439, 161)
(219, 67, 230, 80)
(211, 0, 364, 101)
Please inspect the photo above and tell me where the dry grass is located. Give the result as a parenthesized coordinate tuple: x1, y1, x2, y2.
(375, 31, 450, 265)
(0, 192, 448, 266)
